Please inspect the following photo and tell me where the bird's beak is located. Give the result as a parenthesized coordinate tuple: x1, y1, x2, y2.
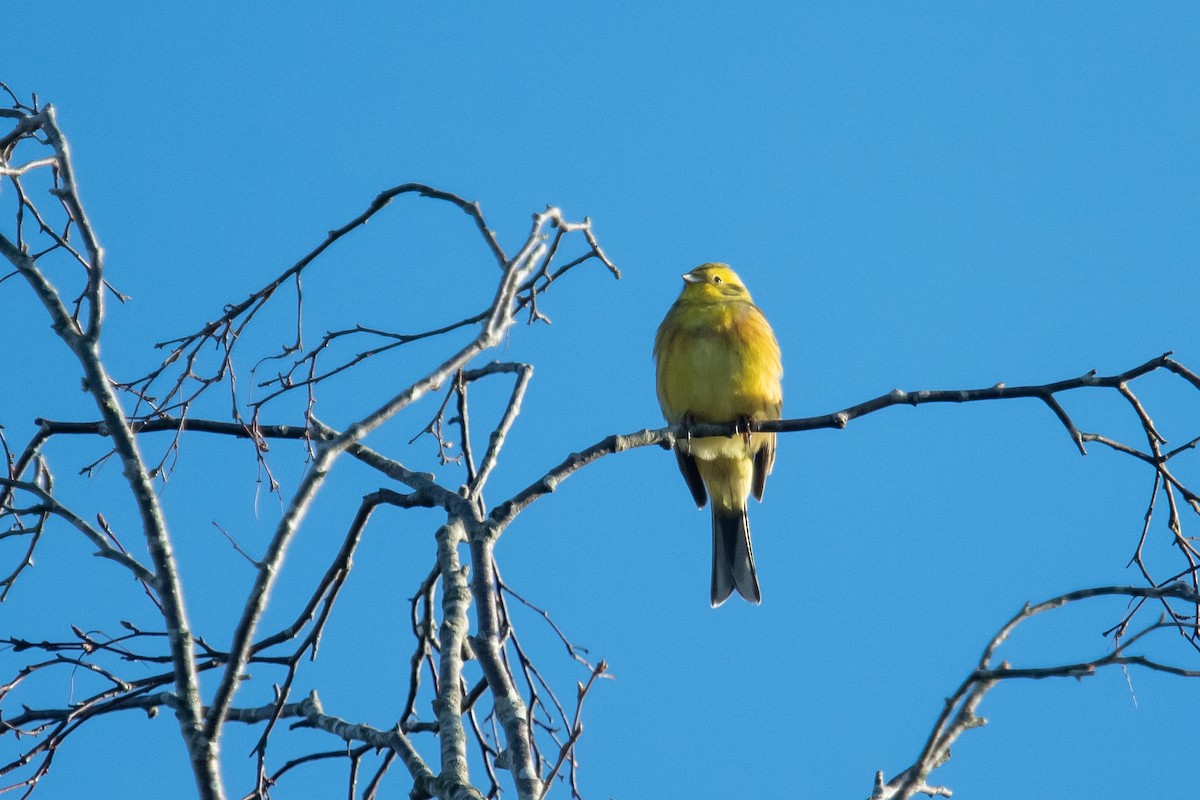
(681, 272, 702, 284)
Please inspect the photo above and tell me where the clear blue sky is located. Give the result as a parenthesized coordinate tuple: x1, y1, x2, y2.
(4, 4, 1200, 798)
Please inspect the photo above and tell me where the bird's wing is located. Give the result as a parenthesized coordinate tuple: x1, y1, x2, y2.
(674, 447, 708, 508)
(751, 436, 775, 502)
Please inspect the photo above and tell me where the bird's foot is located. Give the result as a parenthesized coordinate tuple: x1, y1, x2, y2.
(681, 412, 696, 448)
(735, 415, 754, 448)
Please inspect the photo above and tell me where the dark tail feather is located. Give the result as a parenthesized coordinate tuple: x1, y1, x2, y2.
(710, 506, 761, 607)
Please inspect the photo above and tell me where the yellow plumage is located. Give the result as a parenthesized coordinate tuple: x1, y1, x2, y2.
(653, 263, 783, 606)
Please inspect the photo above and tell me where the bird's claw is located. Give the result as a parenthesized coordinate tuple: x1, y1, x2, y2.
(682, 412, 696, 448)
(736, 415, 754, 448)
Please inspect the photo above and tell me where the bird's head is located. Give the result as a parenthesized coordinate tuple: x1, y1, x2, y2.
(678, 263, 753, 303)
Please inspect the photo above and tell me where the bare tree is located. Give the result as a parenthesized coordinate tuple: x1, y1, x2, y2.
(3, 89, 1199, 800)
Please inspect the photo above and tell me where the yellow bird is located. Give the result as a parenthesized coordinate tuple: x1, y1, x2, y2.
(654, 263, 783, 606)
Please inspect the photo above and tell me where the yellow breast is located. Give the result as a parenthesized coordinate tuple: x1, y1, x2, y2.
(654, 298, 783, 426)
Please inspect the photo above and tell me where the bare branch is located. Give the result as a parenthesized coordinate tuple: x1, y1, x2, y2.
(0, 476, 154, 583)
(880, 583, 1200, 800)
(1, 104, 218, 799)
(538, 660, 608, 800)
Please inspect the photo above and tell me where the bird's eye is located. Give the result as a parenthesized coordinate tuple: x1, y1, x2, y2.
(712, 275, 723, 284)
